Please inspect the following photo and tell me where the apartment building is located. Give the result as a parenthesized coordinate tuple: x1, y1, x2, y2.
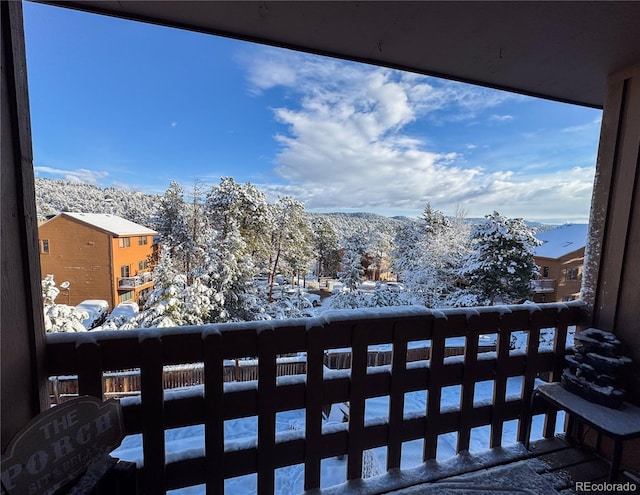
(39, 212, 157, 308)
(532, 224, 588, 303)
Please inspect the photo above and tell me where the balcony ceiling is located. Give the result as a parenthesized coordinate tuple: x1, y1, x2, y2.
(43, 1, 640, 108)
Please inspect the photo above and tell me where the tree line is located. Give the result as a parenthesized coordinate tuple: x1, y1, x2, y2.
(39, 178, 541, 331)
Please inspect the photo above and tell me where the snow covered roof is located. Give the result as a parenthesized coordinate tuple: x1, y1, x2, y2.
(534, 224, 588, 259)
(59, 212, 157, 236)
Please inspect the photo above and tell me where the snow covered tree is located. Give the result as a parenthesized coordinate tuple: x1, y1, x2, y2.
(392, 204, 470, 308)
(204, 178, 272, 322)
(331, 234, 369, 309)
(155, 181, 194, 274)
(460, 211, 541, 305)
(205, 177, 272, 272)
(267, 197, 314, 299)
(205, 226, 264, 322)
(134, 250, 186, 327)
(267, 287, 315, 319)
(369, 281, 403, 307)
(338, 233, 367, 291)
(312, 218, 341, 278)
(41, 275, 88, 333)
(35, 177, 159, 226)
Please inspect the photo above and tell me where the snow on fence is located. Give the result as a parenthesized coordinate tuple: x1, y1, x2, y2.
(45, 302, 585, 494)
(323, 344, 495, 369)
(48, 357, 308, 404)
(48, 347, 491, 404)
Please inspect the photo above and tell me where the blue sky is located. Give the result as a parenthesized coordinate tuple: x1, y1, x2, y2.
(23, 2, 602, 223)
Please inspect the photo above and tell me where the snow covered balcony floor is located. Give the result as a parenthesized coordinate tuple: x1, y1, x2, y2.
(45, 302, 585, 494)
(322, 436, 637, 495)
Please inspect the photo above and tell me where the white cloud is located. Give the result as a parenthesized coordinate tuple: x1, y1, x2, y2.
(244, 47, 595, 223)
(489, 114, 514, 122)
(35, 166, 109, 185)
(561, 117, 602, 133)
(171, 121, 178, 128)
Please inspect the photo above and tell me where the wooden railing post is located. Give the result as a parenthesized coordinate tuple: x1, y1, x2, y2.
(490, 312, 512, 448)
(347, 322, 366, 480)
(387, 319, 407, 470)
(140, 336, 165, 494)
(304, 324, 324, 490)
(76, 341, 103, 399)
(424, 313, 447, 461)
(517, 309, 542, 444)
(257, 327, 277, 495)
(457, 312, 477, 453)
(203, 329, 224, 495)
(459, 310, 499, 452)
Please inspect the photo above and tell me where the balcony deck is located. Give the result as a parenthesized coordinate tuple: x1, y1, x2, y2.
(45, 302, 585, 494)
(533, 279, 556, 293)
(377, 436, 636, 495)
(118, 272, 154, 290)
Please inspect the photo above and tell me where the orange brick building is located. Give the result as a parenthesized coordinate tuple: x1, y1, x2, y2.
(39, 212, 157, 309)
(532, 224, 588, 303)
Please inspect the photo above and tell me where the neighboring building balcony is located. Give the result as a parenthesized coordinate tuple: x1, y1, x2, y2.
(117, 272, 154, 290)
(45, 302, 584, 494)
(532, 278, 556, 293)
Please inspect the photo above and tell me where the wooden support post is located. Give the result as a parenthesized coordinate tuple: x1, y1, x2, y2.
(203, 329, 224, 495)
(257, 328, 276, 495)
(77, 341, 103, 399)
(585, 62, 640, 399)
(140, 336, 165, 494)
(387, 320, 407, 470)
(304, 324, 324, 490)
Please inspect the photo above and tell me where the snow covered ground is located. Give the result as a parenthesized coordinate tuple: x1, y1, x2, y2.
(112, 375, 565, 494)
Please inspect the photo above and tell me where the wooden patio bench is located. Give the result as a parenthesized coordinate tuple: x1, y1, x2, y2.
(525, 382, 640, 482)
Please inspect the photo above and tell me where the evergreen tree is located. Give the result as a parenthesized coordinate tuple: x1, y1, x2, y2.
(205, 177, 272, 272)
(155, 181, 194, 274)
(312, 218, 341, 278)
(460, 211, 541, 305)
(134, 250, 192, 327)
(204, 178, 270, 321)
(331, 234, 369, 309)
(267, 197, 313, 300)
(392, 204, 469, 308)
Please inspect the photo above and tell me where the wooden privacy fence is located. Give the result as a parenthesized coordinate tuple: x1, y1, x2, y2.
(48, 346, 491, 403)
(48, 357, 308, 404)
(323, 344, 495, 369)
(45, 302, 584, 495)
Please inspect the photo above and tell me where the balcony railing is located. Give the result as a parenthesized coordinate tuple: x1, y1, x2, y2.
(118, 272, 154, 290)
(45, 301, 584, 494)
(532, 278, 556, 292)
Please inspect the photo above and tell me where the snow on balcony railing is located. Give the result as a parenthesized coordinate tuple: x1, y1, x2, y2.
(532, 278, 556, 292)
(45, 301, 585, 494)
(118, 272, 154, 290)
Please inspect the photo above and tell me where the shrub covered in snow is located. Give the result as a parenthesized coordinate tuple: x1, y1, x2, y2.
(41, 275, 88, 333)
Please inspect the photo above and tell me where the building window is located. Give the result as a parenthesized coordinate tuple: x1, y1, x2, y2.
(118, 237, 131, 248)
(138, 260, 148, 271)
(120, 265, 130, 278)
(138, 236, 148, 245)
(41, 239, 49, 253)
(542, 266, 549, 278)
(566, 267, 579, 281)
(121, 291, 133, 302)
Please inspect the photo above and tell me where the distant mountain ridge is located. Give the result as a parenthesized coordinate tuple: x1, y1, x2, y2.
(35, 178, 550, 242)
